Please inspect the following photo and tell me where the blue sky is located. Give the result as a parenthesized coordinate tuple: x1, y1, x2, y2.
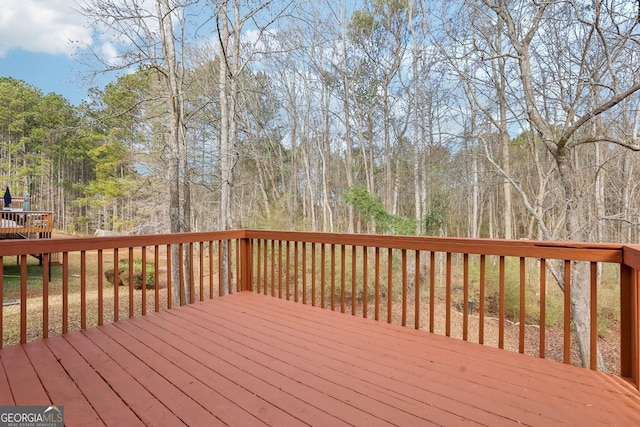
(1, 0, 355, 106)
(0, 0, 103, 105)
(0, 50, 91, 105)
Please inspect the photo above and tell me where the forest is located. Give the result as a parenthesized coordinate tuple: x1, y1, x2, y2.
(1, 0, 640, 246)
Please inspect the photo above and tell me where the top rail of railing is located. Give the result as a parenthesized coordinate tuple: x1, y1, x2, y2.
(0, 228, 630, 260)
(244, 230, 626, 261)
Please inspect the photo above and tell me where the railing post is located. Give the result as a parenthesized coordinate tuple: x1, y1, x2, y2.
(620, 262, 639, 390)
(240, 236, 252, 292)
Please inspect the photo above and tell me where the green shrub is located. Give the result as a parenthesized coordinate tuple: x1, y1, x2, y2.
(118, 259, 155, 287)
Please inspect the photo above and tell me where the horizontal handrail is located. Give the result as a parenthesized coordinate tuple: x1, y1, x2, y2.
(245, 230, 625, 261)
(0, 229, 638, 391)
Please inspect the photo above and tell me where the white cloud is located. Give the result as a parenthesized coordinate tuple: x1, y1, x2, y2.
(0, 0, 92, 57)
(97, 40, 121, 68)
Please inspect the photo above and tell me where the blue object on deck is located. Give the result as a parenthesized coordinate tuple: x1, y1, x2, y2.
(3, 187, 10, 208)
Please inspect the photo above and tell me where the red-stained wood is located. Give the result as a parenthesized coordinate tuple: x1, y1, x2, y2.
(190, 243, 196, 303)
(340, 244, 345, 313)
(2, 229, 640, 398)
(564, 259, 571, 364)
(295, 241, 300, 302)
(155, 245, 161, 309)
(128, 247, 134, 316)
(113, 248, 119, 321)
(44, 335, 144, 426)
(402, 248, 407, 326)
(374, 246, 380, 320)
(414, 250, 419, 330)
(0, 352, 13, 404)
(1, 345, 50, 405)
(216, 240, 222, 299)
(65, 330, 188, 426)
(0, 292, 638, 426)
(198, 242, 203, 300)
(142, 246, 147, 313)
(363, 246, 368, 318)
(387, 248, 392, 323)
(590, 261, 598, 370)
(286, 240, 291, 301)
(97, 249, 104, 325)
(262, 239, 267, 295)
(519, 257, 525, 354)
(22, 340, 103, 426)
(20, 255, 27, 343)
(207, 241, 213, 298)
(82, 326, 228, 427)
(0, 257, 3, 349)
(311, 242, 316, 306)
(499, 255, 505, 349)
(351, 245, 356, 315)
(463, 253, 469, 341)
(42, 253, 49, 338)
(330, 244, 335, 310)
(257, 239, 262, 293)
(321, 243, 326, 309)
(272, 239, 277, 297)
(540, 258, 547, 358)
(479, 254, 486, 344)
(303, 242, 308, 305)
(429, 250, 435, 333)
(235, 239, 240, 292)
(278, 240, 283, 299)
(63, 251, 69, 331)
(445, 252, 451, 337)
(112, 318, 306, 426)
(167, 244, 173, 309)
(80, 251, 86, 329)
(178, 243, 185, 306)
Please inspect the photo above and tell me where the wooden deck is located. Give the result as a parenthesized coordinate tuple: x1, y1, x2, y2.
(0, 210, 53, 240)
(1, 292, 638, 426)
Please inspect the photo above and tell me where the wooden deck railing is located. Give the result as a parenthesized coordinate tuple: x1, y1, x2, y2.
(0, 211, 53, 237)
(0, 229, 638, 390)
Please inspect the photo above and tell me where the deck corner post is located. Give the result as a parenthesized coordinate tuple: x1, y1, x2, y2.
(620, 262, 639, 390)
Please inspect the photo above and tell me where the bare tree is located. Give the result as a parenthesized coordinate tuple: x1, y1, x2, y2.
(480, 0, 640, 369)
(349, 0, 410, 213)
(80, 0, 194, 303)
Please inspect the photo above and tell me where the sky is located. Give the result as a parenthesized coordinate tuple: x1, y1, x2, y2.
(0, 0, 101, 105)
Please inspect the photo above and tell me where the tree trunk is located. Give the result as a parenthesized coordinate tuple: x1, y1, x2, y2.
(157, 0, 188, 303)
(218, 0, 231, 295)
(555, 147, 605, 370)
(341, 5, 355, 233)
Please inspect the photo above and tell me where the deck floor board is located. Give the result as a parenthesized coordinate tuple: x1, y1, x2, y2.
(198, 293, 618, 426)
(43, 334, 145, 426)
(22, 339, 104, 426)
(217, 293, 632, 425)
(1, 344, 50, 406)
(125, 315, 347, 426)
(111, 319, 299, 427)
(0, 291, 638, 426)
